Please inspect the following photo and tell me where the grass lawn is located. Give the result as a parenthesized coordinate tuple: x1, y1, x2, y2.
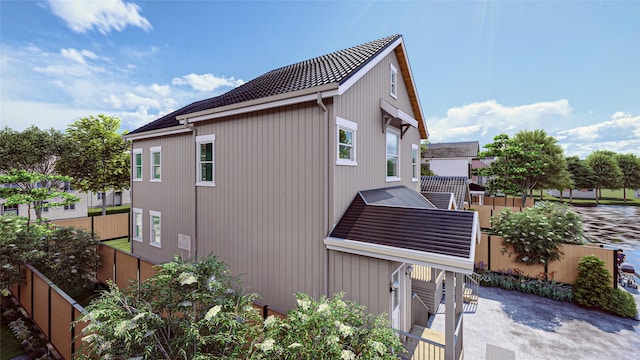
(103, 237, 131, 253)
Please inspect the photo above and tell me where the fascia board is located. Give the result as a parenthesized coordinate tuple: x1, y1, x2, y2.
(124, 126, 191, 141)
(324, 236, 474, 274)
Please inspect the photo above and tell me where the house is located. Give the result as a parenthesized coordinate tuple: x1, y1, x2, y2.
(87, 189, 131, 208)
(420, 176, 471, 209)
(1, 182, 88, 220)
(423, 141, 479, 178)
(125, 35, 478, 358)
(547, 189, 596, 199)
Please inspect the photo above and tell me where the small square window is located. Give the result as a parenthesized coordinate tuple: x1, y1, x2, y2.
(336, 117, 358, 166)
(41, 201, 49, 213)
(64, 203, 76, 211)
(150, 146, 161, 182)
(390, 64, 398, 99)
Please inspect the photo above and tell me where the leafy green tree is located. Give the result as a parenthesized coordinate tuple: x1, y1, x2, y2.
(0, 170, 80, 224)
(76, 255, 261, 360)
(565, 156, 596, 203)
(0, 215, 30, 294)
(0, 126, 70, 175)
(615, 153, 640, 203)
(491, 201, 583, 280)
(585, 150, 623, 203)
(475, 133, 546, 204)
(252, 293, 404, 359)
(59, 115, 130, 216)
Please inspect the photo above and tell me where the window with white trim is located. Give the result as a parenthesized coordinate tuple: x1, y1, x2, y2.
(336, 117, 357, 166)
(64, 203, 76, 211)
(196, 134, 215, 186)
(133, 208, 143, 242)
(390, 64, 398, 99)
(412, 144, 419, 182)
(41, 201, 49, 213)
(133, 148, 143, 181)
(149, 210, 161, 247)
(150, 146, 161, 182)
(386, 128, 400, 181)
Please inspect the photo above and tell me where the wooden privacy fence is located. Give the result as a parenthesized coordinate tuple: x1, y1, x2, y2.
(473, 195, 535, 208)
(7, 244, 159, 360)
(9, 264, 88, 360)
(466, 205, 527, 229)
(474, 233, 616, 287)
(51, 212, 129, 241)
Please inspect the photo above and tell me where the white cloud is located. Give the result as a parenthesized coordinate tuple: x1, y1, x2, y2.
(46, 0, 152, 34)
(172, 73, 244, 92)
(60, 48, 99, 64)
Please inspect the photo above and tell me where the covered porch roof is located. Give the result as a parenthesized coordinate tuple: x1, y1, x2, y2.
(325, 186, 480, 274)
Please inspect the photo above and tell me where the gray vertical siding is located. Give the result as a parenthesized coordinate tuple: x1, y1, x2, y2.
(130, 134, 195, 263)
(193, 102, 326, 311)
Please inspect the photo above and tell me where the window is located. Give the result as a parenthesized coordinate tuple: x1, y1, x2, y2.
(133, 208, 143, 242)
(150, 146, 161, 182)
(412, 144, 419, 182)
(64, 181, 73, 191)
(390, 64, 398, 99)
(2, 204, 18, 215)
(41, 201, 49, 213)
(196, 135, 215, 186)
(386, 128, 400, 181)
(133, 148, 143, 181)
(64, 203, 76, 211)
(149, 210, 161, 247)
(97, 192, 103, 200)
(336, 117, 357, 166)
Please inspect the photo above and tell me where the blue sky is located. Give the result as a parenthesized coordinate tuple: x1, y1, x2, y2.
(1, 0, 638, 158)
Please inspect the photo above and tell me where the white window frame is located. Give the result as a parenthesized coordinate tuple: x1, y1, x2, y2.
(150, 146, 161, 182)
(390, 63, 398, 99)
(336, 117, 357, 166)
(411, 144, 419, 182)
(149, 210, 161, 248)
(133, 148, 143, 181)
(133, 208, 143, 242)
(41, 201, 49, 213)
(386, 127, 401, 182)
(64, 203, 76, 211)
(196, 134, 216, 187)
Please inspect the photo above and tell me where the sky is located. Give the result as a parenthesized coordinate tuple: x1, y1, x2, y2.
(1, 0, 638, 158)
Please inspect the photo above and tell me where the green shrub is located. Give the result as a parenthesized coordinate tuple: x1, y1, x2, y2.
(573, 255, 637, 318)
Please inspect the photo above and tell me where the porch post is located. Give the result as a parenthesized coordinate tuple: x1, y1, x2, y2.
(445, 271, 455, 360)
(456, 272, 464, 359)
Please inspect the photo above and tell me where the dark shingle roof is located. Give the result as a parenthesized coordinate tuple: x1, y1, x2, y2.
(130, 35, 402, 135)
(423, 141, 479, 159)
(360, 186, 435, 209)
(421, 176, 470, 209)
(422, 192, 455, 209)
(330, 188, 475, 259)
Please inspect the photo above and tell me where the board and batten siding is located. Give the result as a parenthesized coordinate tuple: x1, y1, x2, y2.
(194, 102, 326, 312)
(130, 134, 195, 263)
(331, 50, 422, 227)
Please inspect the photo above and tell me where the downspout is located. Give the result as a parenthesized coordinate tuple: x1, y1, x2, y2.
(317, 92, 329, 297)
(183, 119, 198, 258)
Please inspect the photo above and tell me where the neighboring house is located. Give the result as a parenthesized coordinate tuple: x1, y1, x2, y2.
(87, 189, 131, 208)
(423, 141, 479, 178)
(471, 157, 495, 186)
(1, 183, 88, 220)
(547, 189, 596, 199)
(420, 176, 471, 209)
(636, 189, 640, 199)
(124, 35, 478, 356)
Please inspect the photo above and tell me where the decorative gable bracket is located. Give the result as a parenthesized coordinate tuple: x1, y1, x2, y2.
(380, 98, 418, 139)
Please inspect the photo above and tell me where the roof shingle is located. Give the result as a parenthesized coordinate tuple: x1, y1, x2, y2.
(421, 176, 470, 209)
(130, 35, 402, 135)
(423, 141, 479, 159)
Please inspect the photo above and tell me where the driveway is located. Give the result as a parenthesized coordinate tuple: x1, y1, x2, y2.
(429, 286, 640, 360)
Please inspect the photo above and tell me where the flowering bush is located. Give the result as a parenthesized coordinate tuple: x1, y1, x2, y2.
(250, 292, 404, 359)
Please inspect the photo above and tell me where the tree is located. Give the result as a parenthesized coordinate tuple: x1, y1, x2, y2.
(59, 115, 130, 216)
(475, 133, 546, 204)
(565, 156, 596, 204)
(0, 126, 70, 175)
(0, 170, 80, 224)
(491, 202, 583, 280)
(585, 151, 623, 204)
(615, 153, 640, 203)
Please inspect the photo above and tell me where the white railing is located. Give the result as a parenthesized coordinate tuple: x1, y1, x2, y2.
(396, 329, 445, 360)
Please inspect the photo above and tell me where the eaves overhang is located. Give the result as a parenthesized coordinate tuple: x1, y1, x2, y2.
(123, 125, 191, 141)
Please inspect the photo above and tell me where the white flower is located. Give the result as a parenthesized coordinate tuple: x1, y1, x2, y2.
(296, 298, 311, 311)
(258, 338, 275, 352)
(178, 272, 198, 285)
(132, 312, 146, 322)
(114, 320, 131, 336)
(178, 301, 193, 307)
(326, 335, 339, 344)
(371, 341, 386, 355)
(207, 275, 217, 290)
(318, 303, 330, 314)
(263, 315, 277, 327)
(337, 323, 353, 337)
(288, 342, 302, 349)
(205, 305, 222, 320)
(341, 349, 356, 360)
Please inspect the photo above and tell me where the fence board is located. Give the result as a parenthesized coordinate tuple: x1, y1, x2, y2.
(550, 245, 615, 285)
(50, 290, 73, 360)
(97, 245, 115, 284)
(32, 276, 49, 338)
(74, 306, 88, 357)
(115, 250, 139, 289)
(140, 260, 158, 283)
(51, 217, 92, 232)
(93, 213, 129, 241)
(19, 268, 33, 314)
(474, 233, 489, 266)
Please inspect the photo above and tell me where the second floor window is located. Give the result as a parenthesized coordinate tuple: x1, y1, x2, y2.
(150, 146, 161, 182)
(386, 128, 400, 181)
(196, 134, 215, 186)
(390, 64, 398, 99)
(133, 148, 143, 181)
(412, 144, 419, 181)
